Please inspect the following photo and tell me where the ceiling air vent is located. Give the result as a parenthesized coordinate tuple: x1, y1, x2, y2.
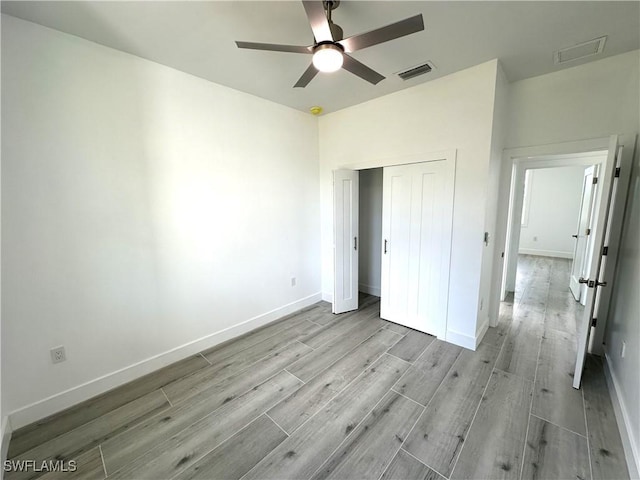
(397, 61, 435, 81)
(554, 36, 607, 64)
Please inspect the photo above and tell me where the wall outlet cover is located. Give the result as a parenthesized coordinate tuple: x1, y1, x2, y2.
(50, 346, 66, 364)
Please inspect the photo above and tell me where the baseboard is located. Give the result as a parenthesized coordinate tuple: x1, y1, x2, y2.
(475, 315, 490, 349)
(1, 416, 12, 480)
(8, 292, 322, 430)
(603, 352, 639, 479)
(445, 329, 477, 350)
(518, 248, 573, 259)
(358, 284, 381, 297)
(322, 292, 333, 303)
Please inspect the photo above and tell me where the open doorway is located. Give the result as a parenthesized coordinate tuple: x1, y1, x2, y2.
(509, 164, 596, 344)
(498, 135, 627, 389)
(358, 168, 383, 300)
(514, 164, 599, 316)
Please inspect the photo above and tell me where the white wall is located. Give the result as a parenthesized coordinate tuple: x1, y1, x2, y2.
(319, 60, 499, 349)
(493, 49, 639, 475)
(519, 166, 586, 258)
(1, 15, 321, 427)
(480, 62, 508, 332)
(358, 168, 383, 297)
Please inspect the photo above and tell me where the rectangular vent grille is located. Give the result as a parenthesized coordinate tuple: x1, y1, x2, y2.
(554, 36, 607, 64)
(397, 61, 434, 81)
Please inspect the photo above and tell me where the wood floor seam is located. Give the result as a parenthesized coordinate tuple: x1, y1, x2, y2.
(99, 444, 108, 478)
(263, 412, 290, 438)
(390, 388, 429, 409)
(376, 397, 428, 480)
(529, 412, 589, 439)
(386, 350, 414, 364)
(103, 369, 301, 474)
(519, 301, 544, 480)
(199, 352, 213, 365)
(281, 348, 394, 437)
(447, 365, 497, 479)
(283, 368, 306, 385)
(296, 339, 315, 350)
(399, 447, 448, 480)
(305, 384, 401, 480)
(160, 387, 173, 408)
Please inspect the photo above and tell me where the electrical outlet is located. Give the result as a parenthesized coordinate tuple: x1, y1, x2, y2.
(621, 341, 626, 358)
(480, 298, 484, 310)
(533, 236, 538, 242)
(291, 277, 296, 287)
(51, 346, 66, 364)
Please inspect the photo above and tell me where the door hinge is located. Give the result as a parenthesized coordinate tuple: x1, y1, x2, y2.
(602, 246, 608, 256)
(586, 228, 591, 236)
(591, 318, 597, 328)
(592, 177, 598, 184)
(615, 167, 621, 178)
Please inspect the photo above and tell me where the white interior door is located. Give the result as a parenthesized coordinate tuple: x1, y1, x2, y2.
(333, 169, 359, 314)
(381, 160, 455, 338)
(569, 166, 597, 303)
(573, 135, 620, 389)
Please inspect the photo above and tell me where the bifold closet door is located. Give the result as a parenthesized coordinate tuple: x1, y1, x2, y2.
(333, 169, 359, 314)
(380, 160, 454, 337)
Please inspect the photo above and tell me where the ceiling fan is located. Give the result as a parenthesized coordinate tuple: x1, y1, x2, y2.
(235, 1, 424, 88)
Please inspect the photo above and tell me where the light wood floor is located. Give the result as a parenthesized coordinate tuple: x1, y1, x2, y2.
(6, 255, 629, 480)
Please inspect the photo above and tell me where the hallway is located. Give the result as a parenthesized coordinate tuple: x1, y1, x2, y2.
(489, 254, 629, 479)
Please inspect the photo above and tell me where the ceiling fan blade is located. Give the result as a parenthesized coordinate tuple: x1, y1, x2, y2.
(339, 14, 424, 53)
(342, 54, 385, 85)
(302, 1, 333, 42)
(294, 63, 319, 88)
(236, 41, 312, 54)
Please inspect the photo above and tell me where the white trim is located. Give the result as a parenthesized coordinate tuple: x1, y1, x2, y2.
(322, 292, 333, 303)
(445, 328, 477, 351)
(520, 169, 533, 227)
(1, 416, 12, 478)
(604, 352, 640, 479)
(337, 149, 457, 172)
(475, 316, 490, 349)
(8, 292, 322, 430)
(358, 284, 381, 297)
(518, 248, 574, 259)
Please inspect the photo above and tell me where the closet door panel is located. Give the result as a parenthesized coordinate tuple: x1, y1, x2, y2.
(381, 160, 454, 338)
(381, 170, 412, 321)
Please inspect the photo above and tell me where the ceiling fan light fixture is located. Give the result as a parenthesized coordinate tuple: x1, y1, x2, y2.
(312, 43, 343, 73)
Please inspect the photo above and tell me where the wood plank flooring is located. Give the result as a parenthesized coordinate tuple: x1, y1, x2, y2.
(6, 257, 629, 480)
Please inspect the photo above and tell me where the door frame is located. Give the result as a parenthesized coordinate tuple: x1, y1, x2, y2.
(332, 149, 457, 317)
(502, 150, 607, 301)
(494, 135, 634, 356)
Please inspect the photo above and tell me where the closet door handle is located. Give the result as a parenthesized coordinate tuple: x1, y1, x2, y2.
(354, 237, 358, 251)
(384, 239, 388, 254)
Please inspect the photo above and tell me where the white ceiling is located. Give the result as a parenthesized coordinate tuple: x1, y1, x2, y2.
(2, 1, 639, 114)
